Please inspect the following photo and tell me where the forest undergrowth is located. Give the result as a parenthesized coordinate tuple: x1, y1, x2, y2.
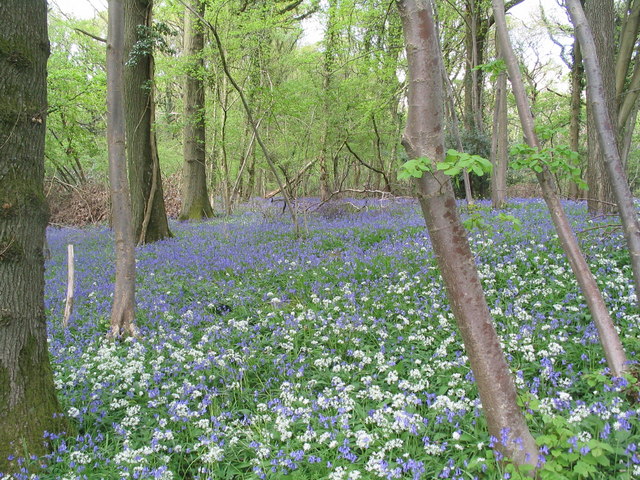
(3, 198, 639, 480)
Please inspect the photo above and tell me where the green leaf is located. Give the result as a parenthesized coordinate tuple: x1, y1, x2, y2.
(574, 461, 596, 476)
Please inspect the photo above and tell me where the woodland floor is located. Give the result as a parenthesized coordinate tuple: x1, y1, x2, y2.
(4, 198, 639, 480)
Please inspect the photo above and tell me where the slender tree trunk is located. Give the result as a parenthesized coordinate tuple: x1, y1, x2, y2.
(494, 0, 627, 376)
(124, 0, 172, 243)
(319, 0, 338, 201)
(463, 0, 486, 133)
(397, 0, 538, 470)
(180, 0, 214, 220)
(621, 102, 639, 169)
(0, 1, 68, 471)
(584, 0, 617, 214)
(490, 36, 508, 209)
(107, 0, 137, 339)
(567, 0, 640, 305)
(568, 39, 584, 200)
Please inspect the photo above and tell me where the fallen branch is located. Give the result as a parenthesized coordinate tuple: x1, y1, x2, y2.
(577, 223, 622, 236)
(265, 159, 317, 199)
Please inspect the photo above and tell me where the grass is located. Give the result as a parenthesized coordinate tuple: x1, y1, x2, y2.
(3, 198, 639, 479)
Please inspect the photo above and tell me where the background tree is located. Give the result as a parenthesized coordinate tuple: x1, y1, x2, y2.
(584, 0, 617, 214)
(493, 0, 628, 376)
(567, 0, 640, 305)
(568, 33, 584, 199)
(108, 0, 137, 338)
(0, 0, 67, 471)
(179, 0, 214, 220)
(124, 0, 171, 243)
(490, 36, 508, 209)
(397, 0, 538, 469)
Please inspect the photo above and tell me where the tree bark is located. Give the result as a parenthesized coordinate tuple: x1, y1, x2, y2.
(0, 0, 68, 472)
(108, 0, 137, 339)
(568, 38, 584, 200)
(397, 0, 538, 470)
(567, 0, 640, 306)
(124, 0, 172, 243)
(179, 0, 214, 220)
(319, 0, 338, 201)
(494, 0, 628, 376)
(584, 0, 617, 214)
(490, 36, 508, 209)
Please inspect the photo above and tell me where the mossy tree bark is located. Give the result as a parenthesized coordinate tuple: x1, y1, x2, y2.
(124, 0, 172, 243)
(397, 0, 539, 471)
(179, 0, 214, 221)
(0, 0, 68, 472)
(584, 0, 617, 215)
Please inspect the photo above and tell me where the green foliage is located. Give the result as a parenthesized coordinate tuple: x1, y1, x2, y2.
(397, 156, 432, 179)
(438, 149, 493, 177)
(473, 57, 507, 81)
(510, 126, 586, 189)
(46, 14, 108, 182)
(398, 149, 492, 181)
(126, 22, 177, 67)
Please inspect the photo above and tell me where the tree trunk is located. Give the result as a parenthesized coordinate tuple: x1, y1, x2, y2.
(585, 0, 617, 214)
(319, 0, 338, 201)
(490, 36, 508, 209)
(463, 0, 486, 134)
(567, 0, 640, 305)
(397, 0, 539, 470)
(0, 1, 68, 471)
(616, 1, 640, 166)
(179, 0, 214, 220)
(494, 0, 628, 376)
(108, 0, 137, 339)
(124, 0, 172, 243)
(568, 38, 584, 200)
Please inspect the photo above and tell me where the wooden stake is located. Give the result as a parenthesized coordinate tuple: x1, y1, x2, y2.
(62, 244, 74, 329)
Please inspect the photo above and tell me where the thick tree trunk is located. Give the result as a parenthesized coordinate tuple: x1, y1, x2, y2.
(567, 0, 640, 305)
(585, 0, 617, 214)
(397, 0, 539, 470)
(0, 0, 68, 472)
(180, 0, 214, 220)
(124, 0, 172, 243)
(490, 37, 508, 209)
(108, 0, 137, 339)
(494, 0, 628, 376)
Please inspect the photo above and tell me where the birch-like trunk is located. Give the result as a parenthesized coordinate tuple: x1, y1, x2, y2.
(397, 0, 539, 469)
(567, 0, 640, 306)
(493, 0, 627, 376)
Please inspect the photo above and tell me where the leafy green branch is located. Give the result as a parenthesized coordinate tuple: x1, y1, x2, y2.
(510, 127, 586, 190)
(398, 149, 493, 180)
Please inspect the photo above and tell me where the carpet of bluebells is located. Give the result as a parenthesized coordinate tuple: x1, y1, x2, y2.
(4, 198, 640, 480)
